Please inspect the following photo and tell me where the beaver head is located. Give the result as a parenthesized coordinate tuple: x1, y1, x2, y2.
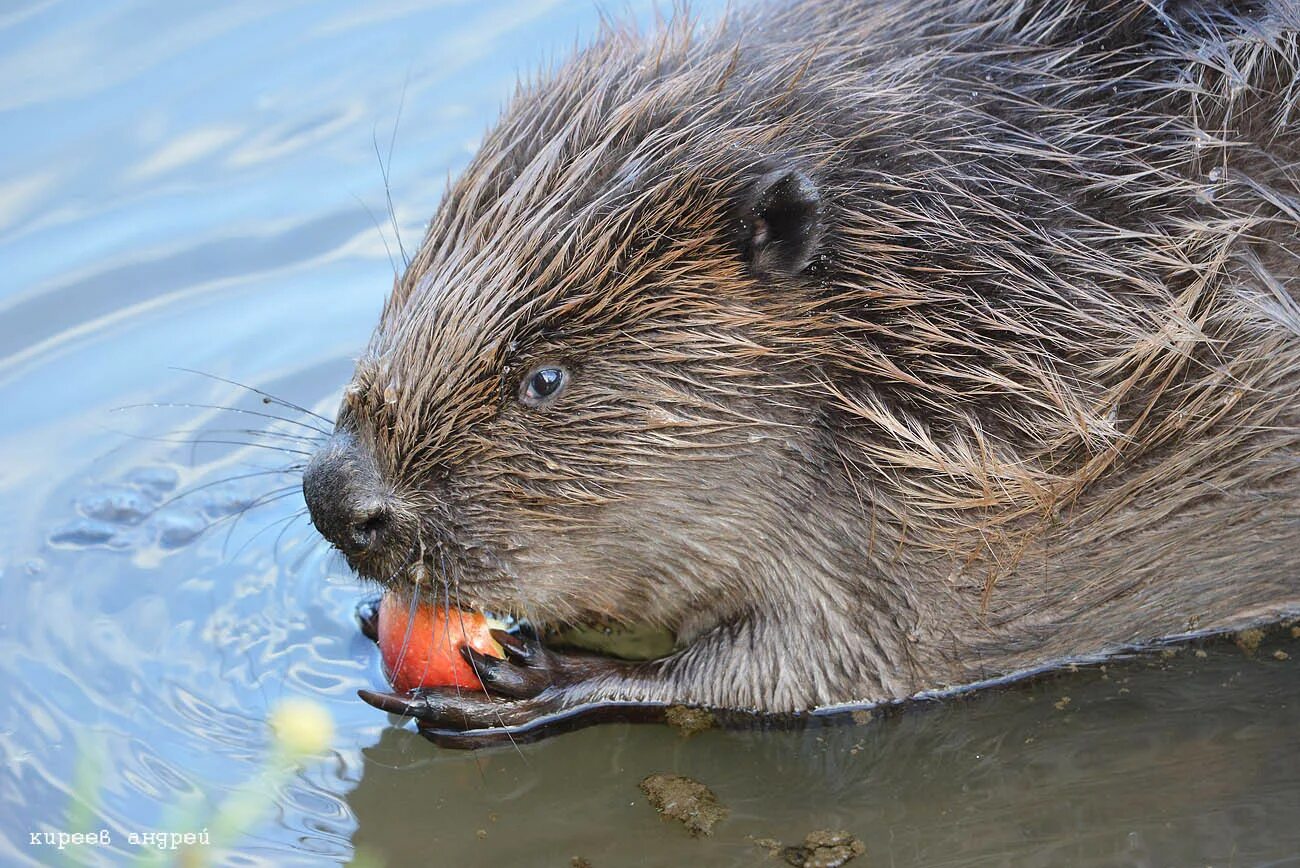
(302, 26, 862, 632)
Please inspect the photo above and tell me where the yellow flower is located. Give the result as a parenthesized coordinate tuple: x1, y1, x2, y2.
(269, 698, 334, 758)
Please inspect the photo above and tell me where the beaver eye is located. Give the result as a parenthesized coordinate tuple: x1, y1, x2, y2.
(519, 365, 567, 407)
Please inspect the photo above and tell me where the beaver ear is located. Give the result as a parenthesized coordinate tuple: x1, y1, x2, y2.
(741, 168, 822, 276)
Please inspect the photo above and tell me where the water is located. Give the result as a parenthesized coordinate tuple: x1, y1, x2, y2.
(1, 1, 1298, 865)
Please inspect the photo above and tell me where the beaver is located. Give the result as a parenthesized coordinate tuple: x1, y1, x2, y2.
(302, 0, 1300, 740)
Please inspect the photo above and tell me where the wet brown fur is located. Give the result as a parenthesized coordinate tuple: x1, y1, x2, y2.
(335, 0, 1300, 712)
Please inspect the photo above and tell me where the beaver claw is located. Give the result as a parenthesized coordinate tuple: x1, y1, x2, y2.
(457, 629, 558, 698)
(358, 685, 540, 733)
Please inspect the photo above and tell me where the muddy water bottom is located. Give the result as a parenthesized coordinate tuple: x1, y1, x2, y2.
(348, 631, 1300, 867)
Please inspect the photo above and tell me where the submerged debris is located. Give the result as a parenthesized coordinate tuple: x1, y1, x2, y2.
(665, 705, 716, 737)
(639, 773, 728, 837)
(780, 829, 867, 867)
(1235, 628, 1266, 656)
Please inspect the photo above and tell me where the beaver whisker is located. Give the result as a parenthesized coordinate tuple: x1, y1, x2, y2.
(104, 429, 315, 458)
(439, 550, 476, 718)
(185, 438, 314, 458)
(373, 133, 409, 270)
(226, 507, 313, 564)
(436, 556, 528, 759)
(383, 71, 412, 267)
(182, 427, 325, 445)
(384, 542, 422, 588)
(170, 366, 333, 425)
(448, 564, 527, 755)
(272, 507, 311, 564)
(356, 194, 402, 280)
(137, 426, 323, 447)
(212, 485, 304, 558)
(385, 564, 424, 688)
(146, 466, 306, 517)
(112, 401, 331, 437)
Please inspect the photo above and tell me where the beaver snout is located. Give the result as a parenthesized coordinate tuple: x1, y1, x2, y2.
(302, 432, 394, 560)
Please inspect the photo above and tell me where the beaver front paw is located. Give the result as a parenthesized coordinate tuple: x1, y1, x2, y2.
(358, 631, 636, 746)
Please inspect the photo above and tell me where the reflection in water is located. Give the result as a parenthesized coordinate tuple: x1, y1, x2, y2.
(0, 1, 1296, 866)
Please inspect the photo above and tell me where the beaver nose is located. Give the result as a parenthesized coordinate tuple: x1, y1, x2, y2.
(302, 432, 392, 558)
